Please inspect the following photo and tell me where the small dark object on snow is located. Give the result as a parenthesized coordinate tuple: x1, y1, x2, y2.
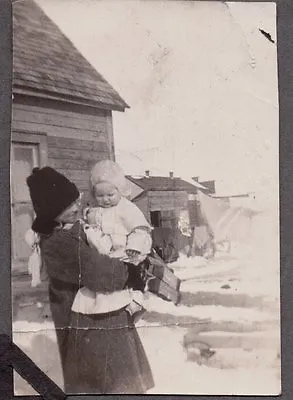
(221, 284, 231, 289)
(259, 29, 275, 43)
(200, 348, 216, 359)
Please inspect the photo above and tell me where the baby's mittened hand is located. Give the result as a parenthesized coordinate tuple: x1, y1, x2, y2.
(84, 225, 112, 255)
(126, 249, 144, 265)
(98, 234, 113, 255)
(86, 208, 97, 225)
(83, 225, 101, 247)
(126, 249, 140, 258)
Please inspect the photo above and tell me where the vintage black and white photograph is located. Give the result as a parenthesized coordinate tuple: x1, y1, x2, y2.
(11, 0, 280, 395)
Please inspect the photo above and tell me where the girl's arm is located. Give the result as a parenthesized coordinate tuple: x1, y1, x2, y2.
(42, 226, 128, 293)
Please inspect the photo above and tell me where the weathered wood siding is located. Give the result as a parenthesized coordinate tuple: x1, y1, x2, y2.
(188, 200, 199, 227)
(47, 136, 109, 191)
(133, 194, 151, 223)
(134, 191, 190, 227)
(148, 191, 188, 211)
(12, 97, 115, 192)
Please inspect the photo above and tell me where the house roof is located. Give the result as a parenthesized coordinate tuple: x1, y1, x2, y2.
(13, 0, 129, 111)
(212, 194, 250, 200)
(126, 175, 206, 194)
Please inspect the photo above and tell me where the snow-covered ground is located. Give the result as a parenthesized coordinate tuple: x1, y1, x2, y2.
(12, 227, 280, 395)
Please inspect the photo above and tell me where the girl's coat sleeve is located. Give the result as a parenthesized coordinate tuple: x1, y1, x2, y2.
(41, 226, 128, 293)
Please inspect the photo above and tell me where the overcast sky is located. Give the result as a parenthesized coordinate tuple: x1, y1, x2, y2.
(36, 0, 278, 201)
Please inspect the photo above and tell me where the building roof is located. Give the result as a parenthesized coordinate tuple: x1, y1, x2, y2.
(212, 193, 251, 199)
(126, 175, 206, 194)
(13, 0, 129, 111)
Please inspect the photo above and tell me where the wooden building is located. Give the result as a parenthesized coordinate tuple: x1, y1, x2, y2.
(198, 180, 216, 195)
(11, 0, 128, 274)
(127, 172, 207, 232)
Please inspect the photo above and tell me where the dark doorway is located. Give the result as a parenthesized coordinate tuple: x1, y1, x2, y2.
(150, 211, 161, 227)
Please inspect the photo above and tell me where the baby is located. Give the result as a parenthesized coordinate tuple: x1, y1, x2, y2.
(84, 161, 152, 264)
(72, 160, 152, 316)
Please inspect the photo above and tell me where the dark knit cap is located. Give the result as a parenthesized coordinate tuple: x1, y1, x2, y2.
(27, 167, 79, 234)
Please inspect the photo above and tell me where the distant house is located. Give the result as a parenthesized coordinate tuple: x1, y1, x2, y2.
(11, 0, 128, 274)
(198, 180, 216, 195)
(126, 171, 208, 231)
(192, 177, 216, 195)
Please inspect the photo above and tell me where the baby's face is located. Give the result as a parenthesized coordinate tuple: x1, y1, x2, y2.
(94, 182, 121, 208)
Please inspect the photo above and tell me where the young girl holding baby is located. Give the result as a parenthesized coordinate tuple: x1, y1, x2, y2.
(25, 166, 154, 394)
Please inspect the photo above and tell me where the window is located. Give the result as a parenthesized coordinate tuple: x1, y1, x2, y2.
(150, 211, 161, 227)
(11, 132, 47, 273)
(151, 210, 178, 230)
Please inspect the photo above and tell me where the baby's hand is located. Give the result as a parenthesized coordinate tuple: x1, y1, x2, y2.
(126, 249, 140, 257)
(125, 249, 146, 266)
(86, 208, 97, 225)
(83, 224, 102, 237)
(83, 225, 107, 252)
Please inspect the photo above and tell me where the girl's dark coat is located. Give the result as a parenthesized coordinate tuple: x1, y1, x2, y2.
(41, 222, 154, 394)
